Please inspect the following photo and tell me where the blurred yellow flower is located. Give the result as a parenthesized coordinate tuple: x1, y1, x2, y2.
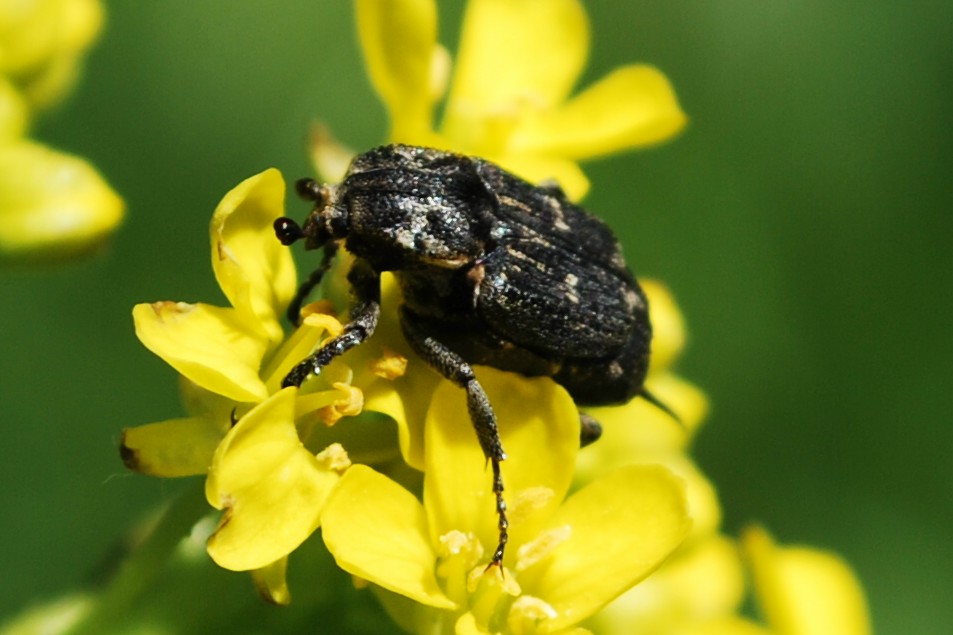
(0, 0, 123, 262)
(744, 526, 872, 635)
(338, 0, 686, 199)
(0, 0, 104, 109)
(0, 140, 122, 262)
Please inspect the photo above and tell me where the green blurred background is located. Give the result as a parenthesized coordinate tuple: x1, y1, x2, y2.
(2, 1, 950, 633)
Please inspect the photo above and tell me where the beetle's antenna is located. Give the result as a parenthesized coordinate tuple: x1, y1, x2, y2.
(295, 178, 324, 202)
(274, 217, 305, 245)
(638, 388, 684, 429)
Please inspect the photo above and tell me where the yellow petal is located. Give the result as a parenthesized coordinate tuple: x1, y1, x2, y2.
(307, 122, 355, 184)
(206, 389, 339, 571)
(523, 464, 691, 631)
(17, 50, 80, 112)
(666, 456, 722, 543)
(133, 302, 269, 403)
(577, 392, 690, 472)
(356, 273, 439, 470)
(590, 536, 745, 633)
(362, 359, 440, 470)
(251, 557, 291, 606)
(355, 0, 439, 140)
(490, 152, 591, 202)
(60, 0, 106, 51)
(0, 0, 101, 77)
(0, 1, 59, 76)
(662, 537, 747, 624)
(672, 618, 772, 635)
(321, 464, 457, 609)
(368, 586, 425, 635)
(444, 0, 589, 130)
(642, 279, 687, 373)
(258, 309, 344, 395)
(0, 78, 29, 139)
(210, 168, 295, 347)
(743, 526, 871, 635)
(455, 611, 492, 635)
(0, 140, 123, 262)
(644, 372, 709, 437)
(511, 65, 687, 160)
(423, 368, 579, 558)
(1, 0, 104, 110)
(120, 416, 226, 477)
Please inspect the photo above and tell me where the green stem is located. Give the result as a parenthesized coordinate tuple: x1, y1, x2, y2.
(63, 480, 209, 635)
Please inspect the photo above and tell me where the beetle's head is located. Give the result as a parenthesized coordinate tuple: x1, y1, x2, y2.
(274, 178, 348, 251)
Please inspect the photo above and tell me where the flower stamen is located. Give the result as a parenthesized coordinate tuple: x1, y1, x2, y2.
(515, 525, 572, 573)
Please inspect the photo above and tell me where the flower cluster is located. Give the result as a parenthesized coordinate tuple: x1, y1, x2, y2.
(0, 0, 122, 262)
(316, 0, 686, 201)
(118, 1, 872, 634)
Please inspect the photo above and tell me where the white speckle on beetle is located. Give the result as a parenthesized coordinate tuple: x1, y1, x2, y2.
(394, 228, 415, 249)
(624, 289, 645, 311)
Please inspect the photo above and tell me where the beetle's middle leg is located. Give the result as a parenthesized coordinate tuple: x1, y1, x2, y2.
(398, 307, 509, 569)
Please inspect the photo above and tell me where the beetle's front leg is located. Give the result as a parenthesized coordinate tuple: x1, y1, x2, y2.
(285, 242, 339, 326)
(398, 307, 509, 569)
(282, 258, 380, 388)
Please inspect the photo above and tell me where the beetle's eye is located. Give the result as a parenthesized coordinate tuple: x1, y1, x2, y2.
(295, 178, 324, 203)
(274, 217, 305, 245)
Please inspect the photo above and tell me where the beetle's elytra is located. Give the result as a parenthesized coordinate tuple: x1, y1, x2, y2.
(274, 144, 657, 568)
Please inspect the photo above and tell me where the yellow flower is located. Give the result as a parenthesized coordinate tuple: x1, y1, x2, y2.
(576, 281, 713, 536)
(321, 367, 691, 634)
(123, 169, 311, 475)
(571, 282, 745, 634)
(0, 140, 123, 262)
(343, 0, 686, 199)
(0, 0, 105, 110)
(572, 285, 874, 635)
(0, 0, 123, 262)
(204, 388, 343, 577)
(586, 535, 748, 635)
(0, 77, 28, 139)
(743, 526, 872, 635)
(121, 169, 368, 601)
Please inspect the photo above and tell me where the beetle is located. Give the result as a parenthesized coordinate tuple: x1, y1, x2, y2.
(274, 144, 665, 568)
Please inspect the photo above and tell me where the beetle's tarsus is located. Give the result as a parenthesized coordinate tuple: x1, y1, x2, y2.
(489, 456, 508, 568)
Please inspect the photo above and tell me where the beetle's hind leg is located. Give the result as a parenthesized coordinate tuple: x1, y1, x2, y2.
(579, 413, 603, 447)
(398, 307, 509, 570)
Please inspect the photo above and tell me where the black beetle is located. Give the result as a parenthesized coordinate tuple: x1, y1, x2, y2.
(274, 144, 664, 568)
